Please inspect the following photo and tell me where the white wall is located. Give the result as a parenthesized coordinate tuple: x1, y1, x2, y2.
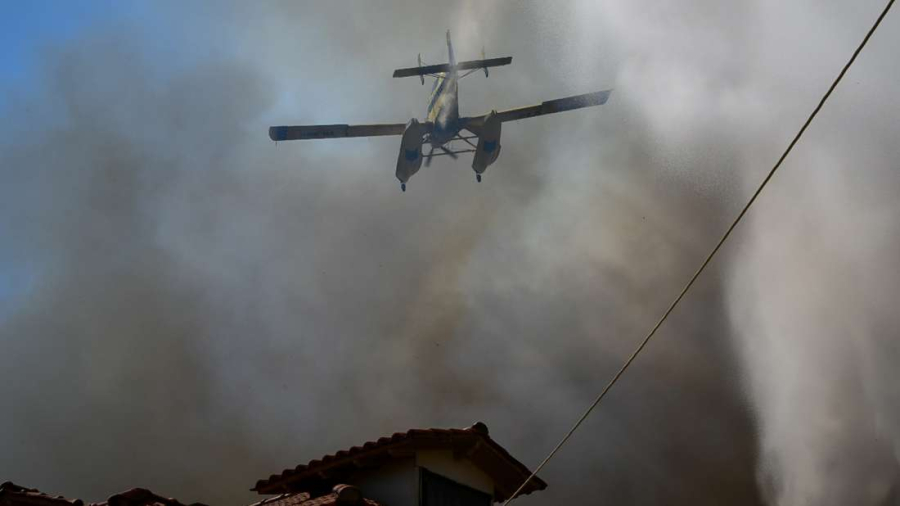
(415, 450, 494, 496)
(350, 458, 418, 506)
(346, 449, 496, 505)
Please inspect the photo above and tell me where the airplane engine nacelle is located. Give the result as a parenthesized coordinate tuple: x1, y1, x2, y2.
(395, 119, 427, 184)
(472, 111, 502, 175)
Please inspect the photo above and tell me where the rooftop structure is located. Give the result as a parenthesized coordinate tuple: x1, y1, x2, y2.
(0, 483, 204, 506)
(0, 482, 83, 506)
(96, 489, 207, 506)
(252, 422, 546, 505)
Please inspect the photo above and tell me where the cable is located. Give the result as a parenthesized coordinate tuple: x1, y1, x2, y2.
(502, 1, 895, 503)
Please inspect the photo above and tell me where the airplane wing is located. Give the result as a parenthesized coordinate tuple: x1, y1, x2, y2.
(269, 123, 407, 141)
(465, 89, 612, 129)
(495, 89, 612, 123)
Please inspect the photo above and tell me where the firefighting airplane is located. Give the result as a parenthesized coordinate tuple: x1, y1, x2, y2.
(268, 30, 612, 192)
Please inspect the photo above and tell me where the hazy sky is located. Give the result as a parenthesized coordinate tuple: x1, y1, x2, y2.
(2, 2, 899, 506)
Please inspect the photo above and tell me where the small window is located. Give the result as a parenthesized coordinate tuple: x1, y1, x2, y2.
(419, 468, 491, 506)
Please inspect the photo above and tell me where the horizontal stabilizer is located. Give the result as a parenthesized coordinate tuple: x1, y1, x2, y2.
(455, 57, 512, 72)
(269, 123, 407, 141)
(393, 63, 452, 78)
(392, 57, 512, 78)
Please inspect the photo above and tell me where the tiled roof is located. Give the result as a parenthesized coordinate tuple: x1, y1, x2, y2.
(93, 488, 208, 506)
(248, 486, 381, 506)
(248, 492, 312, 506)
(252, 422, 546, 502)
(0, 484, 205, 506)
(0, 482, 84, 506)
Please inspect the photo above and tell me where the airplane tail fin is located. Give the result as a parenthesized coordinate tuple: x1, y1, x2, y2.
(417, 53, 425, 85)
(446, 30, 456, 67)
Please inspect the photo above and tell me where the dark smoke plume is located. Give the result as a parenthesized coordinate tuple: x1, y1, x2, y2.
(2, 2, 898, 506)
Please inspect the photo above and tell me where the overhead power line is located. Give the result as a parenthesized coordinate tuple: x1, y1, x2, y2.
(502, 0, 896, 503)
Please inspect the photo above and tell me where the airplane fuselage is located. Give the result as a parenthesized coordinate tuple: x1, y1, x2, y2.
(427, 72, 462, 147)
(426, 31, 463, 148)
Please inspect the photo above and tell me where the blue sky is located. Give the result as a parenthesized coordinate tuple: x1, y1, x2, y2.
(2, 2, 122, 84)
(0, 2, 196, 112)
(0, 2, 146, 316)
(0, 2, 219, 318)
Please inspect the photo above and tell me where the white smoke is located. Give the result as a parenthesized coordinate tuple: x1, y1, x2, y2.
(727, 110, 900, 504)
(2, 2, 899, 506)
(567, 0, 900, 504)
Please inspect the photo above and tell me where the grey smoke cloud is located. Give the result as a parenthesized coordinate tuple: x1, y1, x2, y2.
(1, 1, 898, 506)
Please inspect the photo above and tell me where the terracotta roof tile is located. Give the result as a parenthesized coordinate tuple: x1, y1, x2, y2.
(92, 488, 208, 506)
(251, 422, 546, 502)
(248, 486, 381, 506)
(247, 493, 311, 506)
(0, 482, 84, 506)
